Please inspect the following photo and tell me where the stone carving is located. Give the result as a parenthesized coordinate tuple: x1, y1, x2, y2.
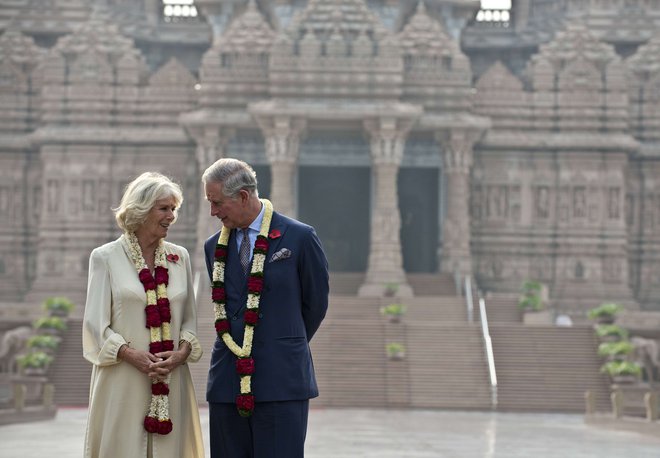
(535, 186, 550, 219)
(0, 326, 32, 374)
(631, 337, 660, 383)
(573, 187, 586, 218)
(397, 1, 471, 112)
(529, 21, 626, 133)
(608, 187, 621, 220)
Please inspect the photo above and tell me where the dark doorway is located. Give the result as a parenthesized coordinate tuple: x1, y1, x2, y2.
(398, 167, 439, 273)
(253, 165, 271, 200)
(298, 166, 370, 272)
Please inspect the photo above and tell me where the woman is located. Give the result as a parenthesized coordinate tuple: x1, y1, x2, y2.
(82, 172, 204, 458)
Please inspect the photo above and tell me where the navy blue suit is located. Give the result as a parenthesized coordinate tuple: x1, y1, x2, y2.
(204, 211, 329, 457)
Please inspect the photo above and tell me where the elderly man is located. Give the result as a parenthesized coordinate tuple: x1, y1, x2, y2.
(202, 157, 329, 458)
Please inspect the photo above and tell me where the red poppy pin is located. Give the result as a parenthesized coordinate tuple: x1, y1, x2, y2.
(166, 253, 179, 263)
(268, 229, 281, 239)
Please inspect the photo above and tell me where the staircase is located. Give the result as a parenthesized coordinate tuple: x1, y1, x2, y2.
(489, 325, 611, 412)
(49, 320, 91, 406)
(46, 282, 612, 414)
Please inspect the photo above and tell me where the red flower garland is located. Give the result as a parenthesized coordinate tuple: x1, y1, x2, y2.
(213, 233, 270, 417)
(137, 265, 173, 434)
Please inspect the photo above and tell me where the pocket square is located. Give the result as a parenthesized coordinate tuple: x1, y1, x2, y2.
(270, 248, 292, 262)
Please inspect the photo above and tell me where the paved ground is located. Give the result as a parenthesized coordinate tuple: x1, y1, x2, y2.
(1, 407, 659, 457)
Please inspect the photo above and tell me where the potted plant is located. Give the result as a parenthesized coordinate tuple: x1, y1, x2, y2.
(34, 316, 67, 334)
(518, 280, 552, 324)
(385, 342, 406, 360)
(380, 303, 407, 323)
(588, 302, 623, 325)
(600, 360, 642, 384)
(594, 324, 629, 342)
(383, 283, 399, 298)
(43, 296, 75, 317)
(597, 340, 633, 361)
(27, 335, 61, 354)
(17, 350, 54, 376)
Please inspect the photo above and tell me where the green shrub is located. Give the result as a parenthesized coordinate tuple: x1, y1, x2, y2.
(588, 303, 623, 320)
(597, 340, 633, 358)
(27, 335, 60, 350)
(383, 283, 399, 297)
(380, 303, 407, 316)
(385, 342, 405, 356)
(17, 351, 54, 369)
(600, 360, 642, 377)
(43, 296, 75, 314)
(518, 280, 545, 311)
(595, 324, 629, 339)
(34, 316, 67, 331)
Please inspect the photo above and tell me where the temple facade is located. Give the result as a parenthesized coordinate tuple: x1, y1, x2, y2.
(2, 0, 660, 317)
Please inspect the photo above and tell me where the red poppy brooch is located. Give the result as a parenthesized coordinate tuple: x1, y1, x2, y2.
(268, 229, 281, 239)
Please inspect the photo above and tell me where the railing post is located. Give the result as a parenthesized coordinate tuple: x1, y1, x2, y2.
(645, 392, 658, 422)
(611, 388, 623, 419)
(465, 276, 474, 323)
(13, 384, 26, 412)
(479, 297, 498, 409)
(584, 390, 595, 415)
(43, 383, 55, 409)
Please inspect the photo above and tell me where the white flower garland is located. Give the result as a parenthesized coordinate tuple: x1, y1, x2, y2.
(124, 232, 173, 434)
(212, 199, 273, 415)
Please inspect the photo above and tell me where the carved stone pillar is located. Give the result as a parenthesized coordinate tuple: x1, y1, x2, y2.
(186, 126, 234, 274)
(359, 118, 415, 298)
(257, 116, 306, 218)
(436, 128, 479, 276)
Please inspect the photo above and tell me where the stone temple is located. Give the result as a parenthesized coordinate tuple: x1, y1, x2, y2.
(3, 0, 660, 317)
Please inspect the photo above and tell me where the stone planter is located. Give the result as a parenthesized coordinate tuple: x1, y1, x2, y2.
(387, 351, 405, 361)
(612, 374, 638, 385)
(523, 309, 553, 325)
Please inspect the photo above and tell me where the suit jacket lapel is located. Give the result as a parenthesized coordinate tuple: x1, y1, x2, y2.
(264, 212, 287, 271)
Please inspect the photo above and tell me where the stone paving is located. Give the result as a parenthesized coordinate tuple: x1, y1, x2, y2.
(0, 407, 659, 457)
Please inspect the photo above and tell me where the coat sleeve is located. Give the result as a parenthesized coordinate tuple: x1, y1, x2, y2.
(299, 227, 329, 341)
(178, 247, 203, 363)
(82, 248, 127, 366)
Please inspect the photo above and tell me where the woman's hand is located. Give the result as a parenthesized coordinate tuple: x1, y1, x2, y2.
(118, 345, 162, 376)
(148, 341, 192, 379)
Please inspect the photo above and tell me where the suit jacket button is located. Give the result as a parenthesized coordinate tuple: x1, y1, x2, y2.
(259, 313, 263, 318)
(232, 316, 237, 321)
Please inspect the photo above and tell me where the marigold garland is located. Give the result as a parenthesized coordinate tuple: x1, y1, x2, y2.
(212, 199, 273, 417)
(124, 232, 174, 435)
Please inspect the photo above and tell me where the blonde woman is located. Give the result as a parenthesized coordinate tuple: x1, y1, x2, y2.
(83, 172, 204, 458)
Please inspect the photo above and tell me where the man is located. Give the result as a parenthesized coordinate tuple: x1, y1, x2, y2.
(202, 158, 329, 458)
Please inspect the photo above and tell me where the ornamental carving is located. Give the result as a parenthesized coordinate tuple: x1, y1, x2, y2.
(364, 118, 414, 166)
(259, 117, 306, 164)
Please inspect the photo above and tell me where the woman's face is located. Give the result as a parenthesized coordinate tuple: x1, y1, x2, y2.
(135, 196, 177, 242)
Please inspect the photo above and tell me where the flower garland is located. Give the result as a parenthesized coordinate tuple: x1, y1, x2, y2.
(212, 199, 273, 417)
(124, 232, 174, 435)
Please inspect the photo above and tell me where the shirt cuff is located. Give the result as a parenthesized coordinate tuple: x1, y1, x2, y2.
(88, 333, 127, 367)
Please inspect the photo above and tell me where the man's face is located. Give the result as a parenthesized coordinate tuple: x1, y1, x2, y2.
(205, 181, 248, 229)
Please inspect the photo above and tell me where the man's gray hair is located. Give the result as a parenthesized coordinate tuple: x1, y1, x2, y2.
(202, 158, 258, 197)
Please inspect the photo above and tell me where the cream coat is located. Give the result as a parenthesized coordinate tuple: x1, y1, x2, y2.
(82, 237, 204, 458)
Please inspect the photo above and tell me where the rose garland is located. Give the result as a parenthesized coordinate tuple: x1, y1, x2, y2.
(124, 232, 174, 435)
(212, 199, 273, 417)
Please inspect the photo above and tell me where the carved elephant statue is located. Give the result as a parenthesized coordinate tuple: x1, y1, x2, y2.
(631, 336, 660, 384)
(0, 326, 33, 374)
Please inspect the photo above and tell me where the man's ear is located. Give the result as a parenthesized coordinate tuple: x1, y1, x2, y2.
(238, 189, 250, 205)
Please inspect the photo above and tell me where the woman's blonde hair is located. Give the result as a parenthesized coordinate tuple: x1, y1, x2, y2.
(114, 172, 183, 233)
